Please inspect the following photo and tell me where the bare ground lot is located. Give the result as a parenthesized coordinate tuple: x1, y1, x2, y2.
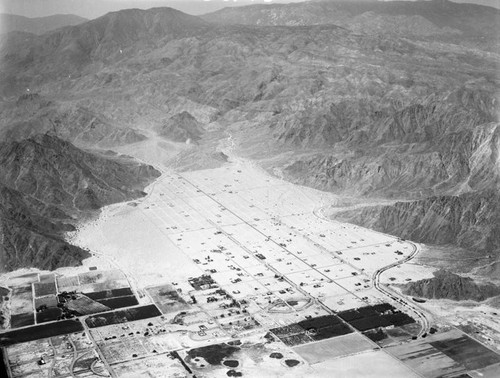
(293, 332, 375, 364)
(311, 349, 421, 377)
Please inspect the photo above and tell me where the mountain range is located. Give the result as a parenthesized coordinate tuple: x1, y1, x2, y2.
(0, 1, 498, 275)
(0, 13, 87, 35)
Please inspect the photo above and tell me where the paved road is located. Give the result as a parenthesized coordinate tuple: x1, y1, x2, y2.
(372, 241, 431, 337)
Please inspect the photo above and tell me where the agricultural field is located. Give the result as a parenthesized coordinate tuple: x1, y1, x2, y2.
(66, 294, 112, 315)
(313, 349, 421, 377)
(338, 303, 416, 333)
(0, 320, 84, 347)
(9, 286, 34, 328)
(269, 314, 352, 347)
(1, 269, 140, 329)
(387, 329, 500, 378)
(36, 307, 63, 324)
(85, 305, 162, 328)
(33, 282, 57, 297)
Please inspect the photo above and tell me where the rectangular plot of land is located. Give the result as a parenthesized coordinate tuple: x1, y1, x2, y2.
(338, 304, 415, 332)
(270, 323, 305, 337)
(79, 270, 125, 286)
(99, 339, 148, 364)
(280, 333, 314, 347)
(146, 285, 189, 314)
(8, 273, 39, 287)
(33, 281, 57, 297)
(35, 295, 58, 309)
(297, 315, 343, 330)
(431, 335, 500, 371)
(10, 285, 34, 315)
(349, 315, 392, 331)
(97, 295, 138, 309)
(313, 349, 421, 377)
(10, 312, 35, 328)
(310, 324, 352, 341)
(388, 340, 468, 378)
(0, 319, 83, 346)
(36, 307, 62, 323)
(66, 295, 111, 315)
(85, 304, 161, 328)
(84, 287, 133, 300)
(294, 332, 375, 364)
(38, 274, 56, 284)
(296, 315, 352, 341)
(56, 275, 79, 290)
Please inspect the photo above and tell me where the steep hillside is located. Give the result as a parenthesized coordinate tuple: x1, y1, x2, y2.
(0, 134, 160, 213)
(402, 269, 500, 301)
(282, 118, 500, 198)
(0, 93, 147, 147)
(0, 13, 87, 35)
(0, 185, 89, 271)
(336, 190, 500, 258)
(0, 135, 160, 272)
(157, 111, 204, 143)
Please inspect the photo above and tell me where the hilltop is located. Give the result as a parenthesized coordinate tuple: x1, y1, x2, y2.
(403, 269, 500, 301)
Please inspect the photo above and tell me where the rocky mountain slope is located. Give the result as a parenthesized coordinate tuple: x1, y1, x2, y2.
(0, 184, 89, 272)
(0, 93, 147, 147)
(0, 134, 159, 213)
(281, 116, 499, 198)
(157, 111, 204, 143)
(0, 3, 498, 274)
(0, 134, 160, 272)
(403, 269, 500, 301)
(336, 190, 500, 258)
(0, 13, 87, 35)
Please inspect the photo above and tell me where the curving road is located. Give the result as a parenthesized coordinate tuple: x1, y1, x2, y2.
(313, 199, 432, 337)
(372, 241, 431, 338)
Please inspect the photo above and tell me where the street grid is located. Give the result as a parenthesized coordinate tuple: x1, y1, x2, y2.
(4, 156, 499, 377)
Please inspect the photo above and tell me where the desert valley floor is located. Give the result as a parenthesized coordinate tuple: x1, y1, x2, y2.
(1, 135, 499, 378)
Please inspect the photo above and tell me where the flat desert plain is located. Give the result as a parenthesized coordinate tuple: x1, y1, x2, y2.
(60, 137, 451, 376)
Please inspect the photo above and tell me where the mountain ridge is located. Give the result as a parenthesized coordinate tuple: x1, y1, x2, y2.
(0, 134, 160, 272)
(335, 189, 500, 259)
(0, 13, 87, 35)
(202, 0, 500, 50)
(402, 269, 500, 301)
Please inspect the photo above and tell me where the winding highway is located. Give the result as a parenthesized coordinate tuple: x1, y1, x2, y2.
(371, 241, 431, 338)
